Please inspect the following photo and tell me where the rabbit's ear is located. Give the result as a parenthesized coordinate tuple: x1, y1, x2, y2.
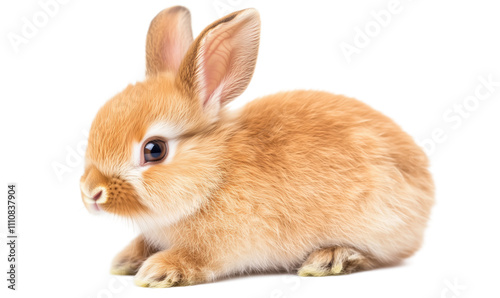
(177, 9, 260, 117)
(146, 6, 193, 76)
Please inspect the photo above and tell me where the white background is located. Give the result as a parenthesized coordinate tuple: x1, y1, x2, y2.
(1, 0, 499, 297)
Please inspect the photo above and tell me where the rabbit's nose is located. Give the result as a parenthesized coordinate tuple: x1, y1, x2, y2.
(80, 166, 109, 205)
(92, 190, 103, 201)
(81, 185, 108, 205)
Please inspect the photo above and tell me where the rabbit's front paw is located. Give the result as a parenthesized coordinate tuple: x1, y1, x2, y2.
(111, 256, 144, 276)
(134, 250, 204, 288)
(110, 235, 157, 275)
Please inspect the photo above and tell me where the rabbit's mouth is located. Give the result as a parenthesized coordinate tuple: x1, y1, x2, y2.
(83, 198, 104, 215)
(90, 202, 102, 213)
(81, 184, 108, 214)
(80, 166, 148, 217)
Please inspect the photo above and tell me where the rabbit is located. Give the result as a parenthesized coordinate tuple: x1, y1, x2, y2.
(79, 6, 434, 288)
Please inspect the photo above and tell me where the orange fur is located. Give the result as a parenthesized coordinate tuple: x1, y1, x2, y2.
(80, 6, 434, 287)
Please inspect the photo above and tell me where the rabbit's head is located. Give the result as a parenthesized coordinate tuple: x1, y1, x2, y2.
(80, 6, 260, 224)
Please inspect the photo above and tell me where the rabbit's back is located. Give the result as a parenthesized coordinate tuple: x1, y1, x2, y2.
(215, 90, 434, 267)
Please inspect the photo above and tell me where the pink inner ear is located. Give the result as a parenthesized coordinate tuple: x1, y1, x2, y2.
(162, 24, 186, 72)
(163, 36, 179, 70)
(188, 9, 260, 112)
(147, 7, 193, 75)
(200, 31, 233, 107)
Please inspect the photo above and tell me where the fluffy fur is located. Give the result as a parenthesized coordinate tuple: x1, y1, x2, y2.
(80, 6, 434, 287)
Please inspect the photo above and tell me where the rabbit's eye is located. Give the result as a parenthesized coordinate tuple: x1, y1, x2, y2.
(143, 139, 168, 164)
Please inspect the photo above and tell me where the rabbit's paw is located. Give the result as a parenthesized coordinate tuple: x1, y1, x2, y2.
(111, 262, 141, 276)
(110, 235, 157, 275)
(298, 246, 373, 276)
(134, 250, 203, 288)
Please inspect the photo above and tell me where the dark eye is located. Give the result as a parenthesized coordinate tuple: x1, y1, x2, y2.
(143, 139, 168, 164)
